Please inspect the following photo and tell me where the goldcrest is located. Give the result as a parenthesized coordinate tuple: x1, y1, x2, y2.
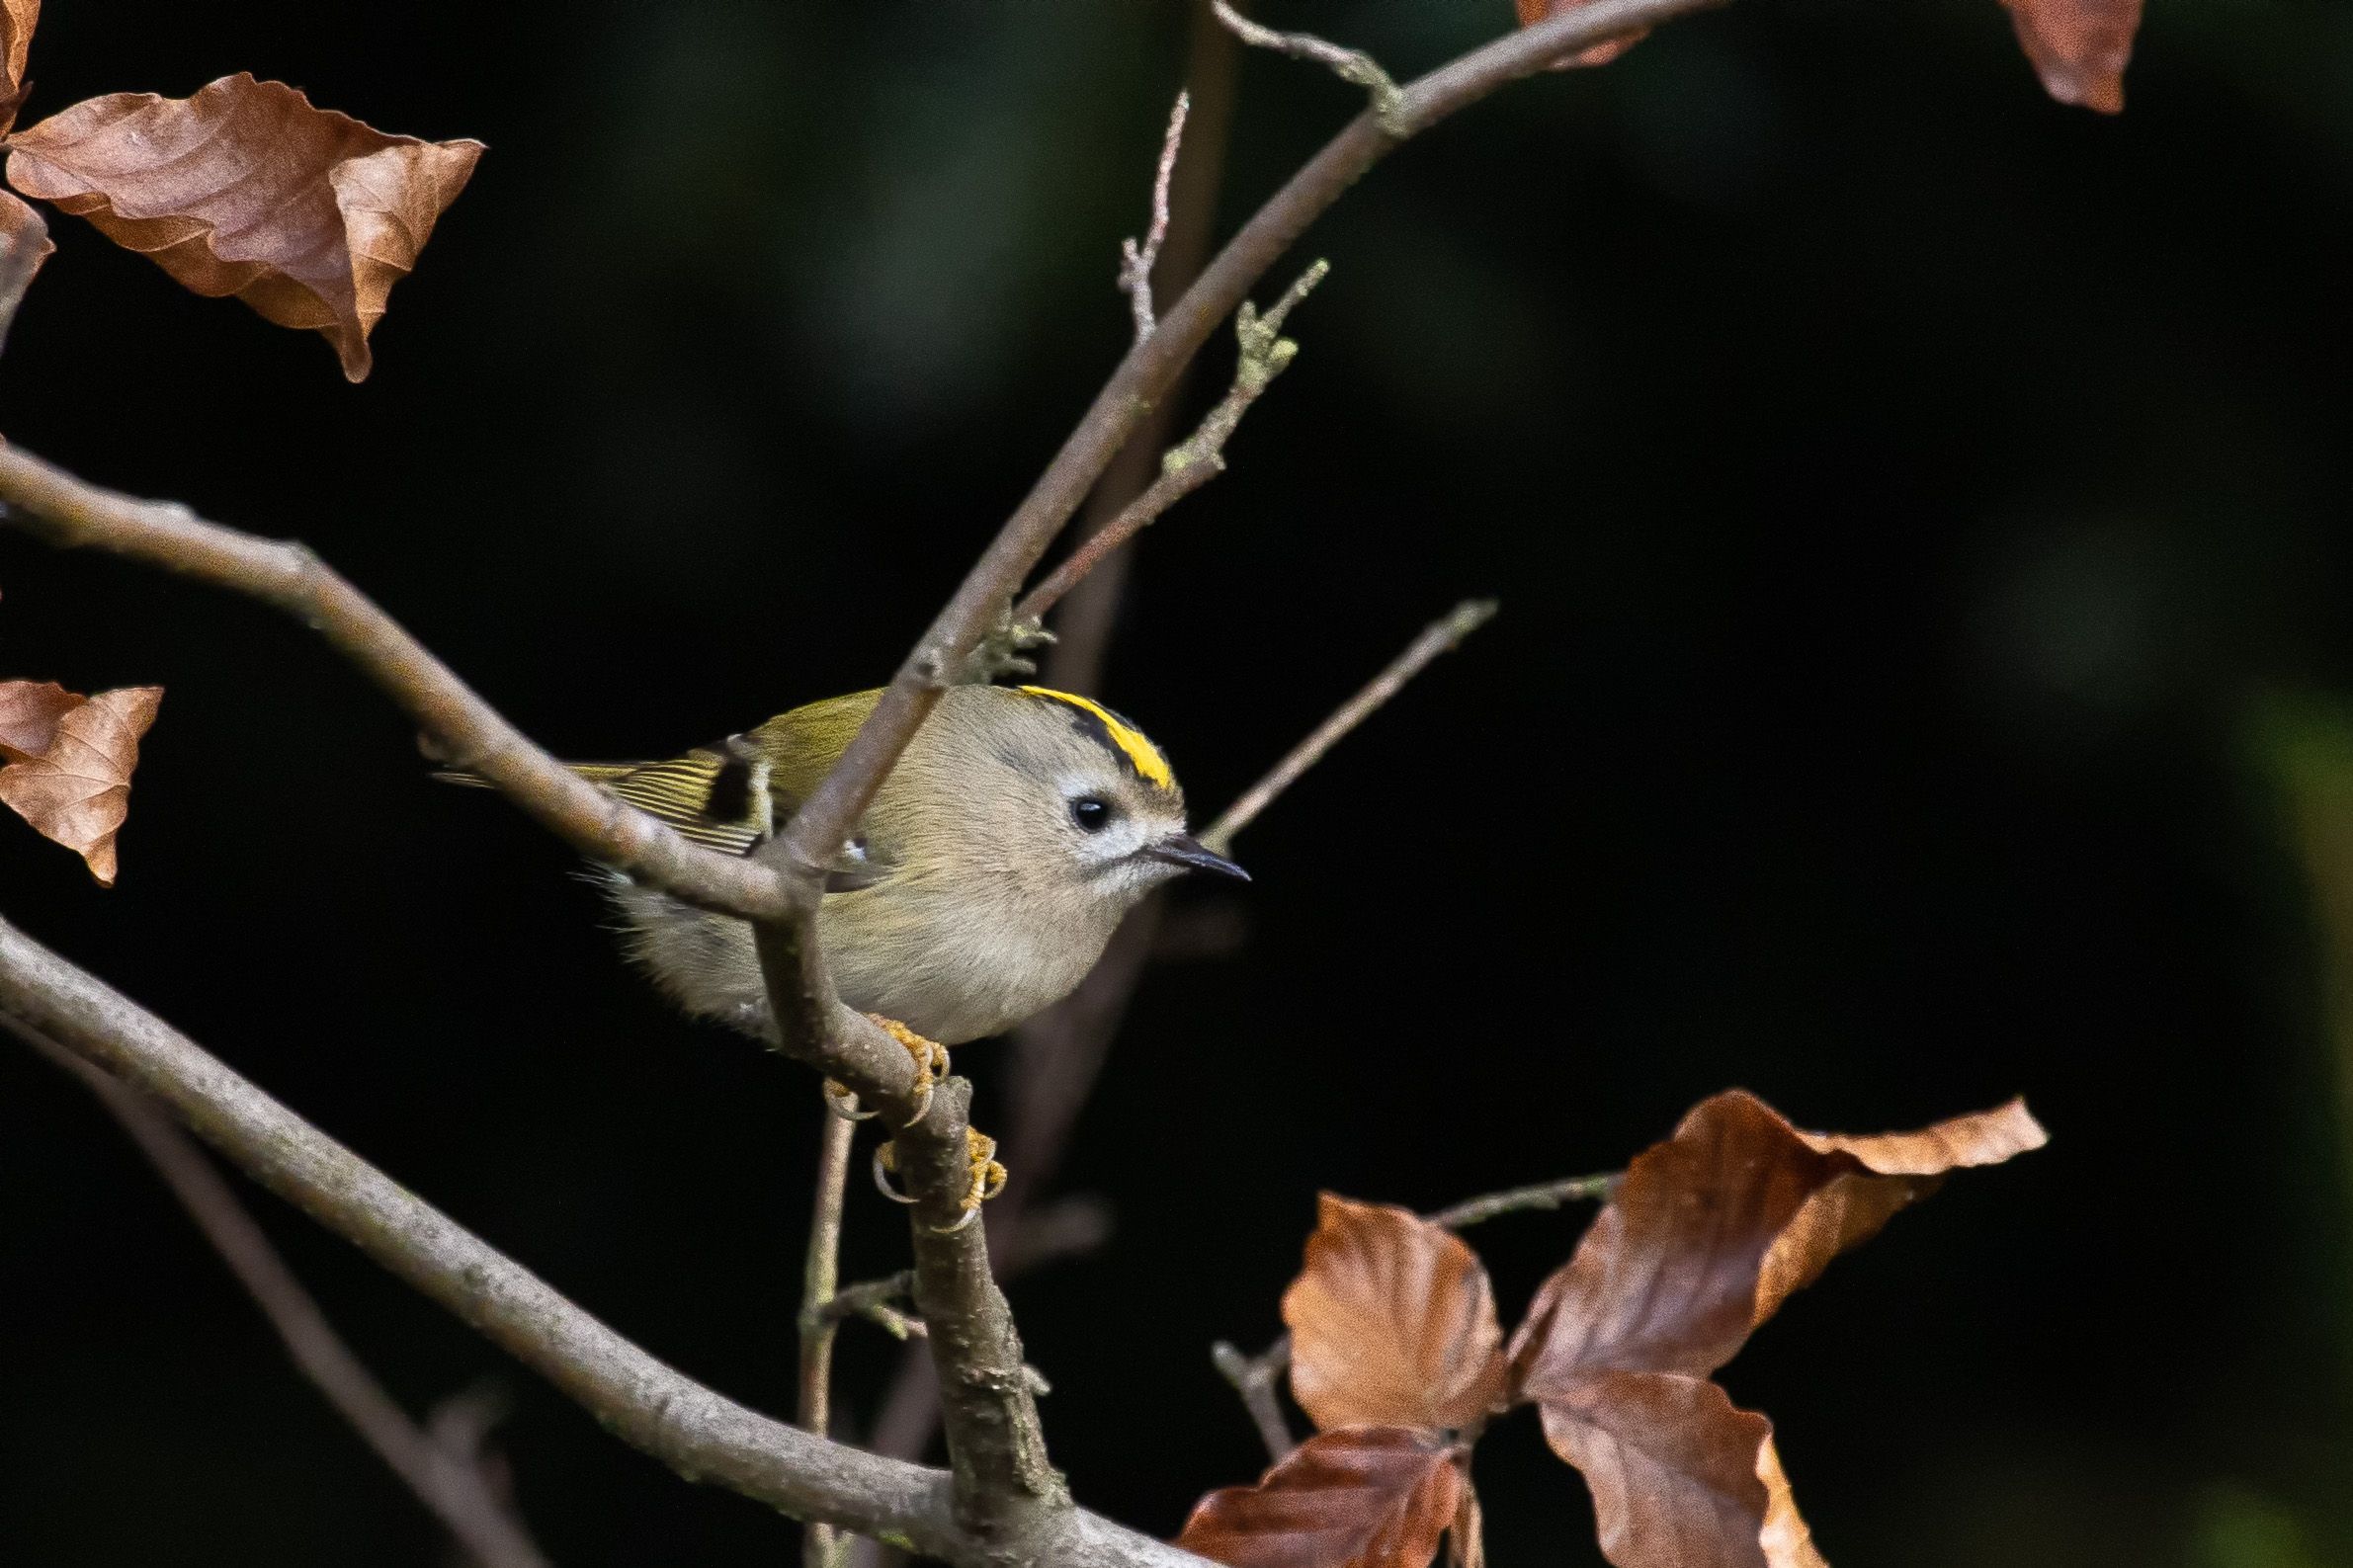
(450, 684, 1245, 1045)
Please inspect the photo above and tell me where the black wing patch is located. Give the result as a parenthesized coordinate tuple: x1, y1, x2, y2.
(598, 749, 769, 856)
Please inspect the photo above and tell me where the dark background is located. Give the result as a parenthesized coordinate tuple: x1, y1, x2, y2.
(3, 0, 2352, 1563)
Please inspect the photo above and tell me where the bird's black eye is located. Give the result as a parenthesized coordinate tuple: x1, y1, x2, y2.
(1069, 795, 1114, 833)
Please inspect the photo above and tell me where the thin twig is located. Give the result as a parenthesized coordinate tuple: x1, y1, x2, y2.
(1211, 1341, 1298, 1464)
(799, 1106, 857, 1568)
(1012, 260, 1327, 627)
(817, 1273, 928, 1340)
(1203, 599, 1498, 855)
(1120, 92, 1190, 343)
(1210, 1, 1407, 131)
(1424, 1172, 1620, 1228)
(1030, 2, 1245, 701)
(5, 1017, 550, 1568)
(1210, 1170, 1619, 1461)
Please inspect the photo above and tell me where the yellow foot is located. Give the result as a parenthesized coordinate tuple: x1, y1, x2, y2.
(873, 1128, 1009, 1234)
(823, 1016, 949, 1122)
(867, 1014, 950, 1124)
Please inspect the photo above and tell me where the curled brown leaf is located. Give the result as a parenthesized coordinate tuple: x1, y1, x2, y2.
(1177, 1427, 1465, 1568)
(1284, 1196, 1507, 1433)
(0, 683, 162, 884)
(1514, 0, 1649, 69)
(1998, 0, 2141, 113)
(1505, 1091, 2042, 1568)
(0, 0, 37, 135)
(1535, 1371, 1823, 1568)
(0, 187, 51, 352)
(5, 73, 482, 379)
(1508, 1091, 2046, 1392)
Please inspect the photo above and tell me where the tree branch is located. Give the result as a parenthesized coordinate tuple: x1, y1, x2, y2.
(1202, 599, 1497, 855)
(0, 449, 928, 1121)
(0, 0, 1729, 1537)
(1011, 261, 1326, 628)
(0, 914, 1207, 1568)
(765, 0, 1730, 889)
(8, 1017, 550, 1568)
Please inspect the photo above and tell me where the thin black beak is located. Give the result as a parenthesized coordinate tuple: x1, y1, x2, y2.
(1144, 832, 1250, 882)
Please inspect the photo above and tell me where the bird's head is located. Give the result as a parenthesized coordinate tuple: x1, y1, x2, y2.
(907, 685, 1246, 915)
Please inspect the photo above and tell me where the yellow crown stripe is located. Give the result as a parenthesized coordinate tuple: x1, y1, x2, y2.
(1017, 686, 1174, 789)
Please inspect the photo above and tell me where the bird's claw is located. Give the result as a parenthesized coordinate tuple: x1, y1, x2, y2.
(823, 1078, 878, 1121)
(865, 1014, 949, 1125)
(872, 1129, 1008, 1232)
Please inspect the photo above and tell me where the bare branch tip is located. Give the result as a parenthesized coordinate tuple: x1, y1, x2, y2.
(1119, 89, 1193, 343)
(1446, 598, 1500, 641)
(1212, 3, 1405, 132)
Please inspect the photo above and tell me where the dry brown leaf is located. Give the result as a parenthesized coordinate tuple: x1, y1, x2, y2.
(1537, 1372, 1823, 1568)
(1998, 0, 2141, 113)
(1177, 1427, 1465, 1568)
(1515, 0, 1649, 69)
(0, 0, 37, 135)
(0, 186, 50, 352)
(1505, 1091, 2042, 1568)
(0, 684, 161, 884)
(5, 73, 482, 380)
(1508, 1091, 2046, 1391)
(0, 678, 83, 758)
(1284, 1196, 1508, 1433)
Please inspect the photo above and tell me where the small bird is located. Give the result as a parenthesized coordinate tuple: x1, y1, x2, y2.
(445, 684, 1245, 1215)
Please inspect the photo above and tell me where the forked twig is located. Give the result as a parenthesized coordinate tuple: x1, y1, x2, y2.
(1120, 92, 1192, 343)
(1011, 261, 1329, 629)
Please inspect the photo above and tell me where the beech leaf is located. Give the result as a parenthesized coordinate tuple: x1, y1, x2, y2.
(1514, 0, 1649, 70)
(0, 187, 50, 352)
(0, 684, 162, 884)
(1505, 1091, 2042, 1568)
(1177, 1427, 1465, 1568)
(5, 73, 482, 380)
(1998, 0, 2142, 113)
(1535, 1371, 1824, 1568)
(1508, 1091, 2046, 1390)
(0, 0, 36, 135)
(1284, 1195, 1508, 1433)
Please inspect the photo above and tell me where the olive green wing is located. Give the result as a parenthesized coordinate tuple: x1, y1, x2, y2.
(433, 689, 891, 882)
(596, 742, 888, 888)
(587, 751, 773, 856)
